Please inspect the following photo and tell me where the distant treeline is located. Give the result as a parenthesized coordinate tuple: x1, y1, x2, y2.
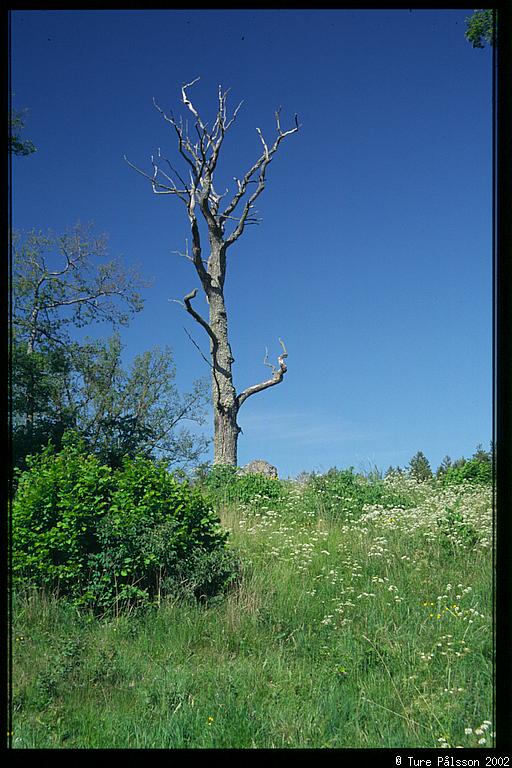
(384, 445, 493, 485)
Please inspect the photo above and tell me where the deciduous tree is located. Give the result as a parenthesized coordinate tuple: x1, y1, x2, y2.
(11, 223, 143, 447)
(11, 225, 209, 469)
(465, 9, 495, 49)
(12, 224, 143, 356)
(125, 79, 299, 465)
(9, 106, 36, 156)
(73, 334, 209, 469)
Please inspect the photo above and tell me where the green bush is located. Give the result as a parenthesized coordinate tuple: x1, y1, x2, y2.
(300, 468, 382, 520)
(442, 458, 492, 486)
(12, 434, 237, 612)
(163, 546, 242, 602)
(301, 467, 417, 521)
(198, 464, 283, 505)
(12, 433, 113, 590)
(233, 473, 283, 504)
(87, 456, 233, 610)
(197, 464, 239, 495)
(436, 508, 480, 550)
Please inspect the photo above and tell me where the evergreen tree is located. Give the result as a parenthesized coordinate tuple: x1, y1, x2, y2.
(408, 451, 433, 482)
(472, 443, 492, 464)
(436, 455, 452, 479)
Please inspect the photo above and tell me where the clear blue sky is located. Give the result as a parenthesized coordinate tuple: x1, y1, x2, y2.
(10, 9, 493, 478)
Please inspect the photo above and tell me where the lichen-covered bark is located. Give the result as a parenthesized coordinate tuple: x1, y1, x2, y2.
(213, 404, 240, 465)
(208, 242, 240, 465)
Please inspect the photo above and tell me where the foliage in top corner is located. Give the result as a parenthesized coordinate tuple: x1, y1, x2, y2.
(465, 9, 495, 49)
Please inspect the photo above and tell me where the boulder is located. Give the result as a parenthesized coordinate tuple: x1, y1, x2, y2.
(239, 459, 278, 479)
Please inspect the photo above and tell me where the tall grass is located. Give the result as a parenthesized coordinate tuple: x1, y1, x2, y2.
(11, 472, 493, 748)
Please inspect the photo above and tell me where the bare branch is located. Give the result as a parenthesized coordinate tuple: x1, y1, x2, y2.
(178, 288, 217, 345)
(181, 77, 203, 127)
(237, 338, 288, 408)
(123, 154, 189, 202)
(152, 98, 200, 180)
(171, 239, 208, 269)
(220, 156, 266, 224)
(156, 147, 190, 191)
(256, 127, 269, 159)
(221, 114, 299, 245)
(183, 325, 213, 370)
(178, 80, 244, 235)
(263, 345, 277, 375)
(225, 99, 244, 131)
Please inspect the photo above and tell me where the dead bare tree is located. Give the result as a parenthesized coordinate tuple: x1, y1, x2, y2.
(125, 78, 299, 465)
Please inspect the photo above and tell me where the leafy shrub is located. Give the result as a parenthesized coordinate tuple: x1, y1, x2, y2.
(442, 458, 492, 486)
(233, 473, 283, 504)
(12, 433, 113, 590)
(12, 434, 237, 613)
(301, 468, 382, 520)
(197, 464, 239, 494)
(198, 464, 283, 505)
(86, 456, 232, 610)
(163, 546, 242, 602)
(301, 467, 419, 521)
(436, 508, 480, 550)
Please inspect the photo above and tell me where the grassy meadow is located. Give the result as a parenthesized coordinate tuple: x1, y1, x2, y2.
(10, 471, 494, 749)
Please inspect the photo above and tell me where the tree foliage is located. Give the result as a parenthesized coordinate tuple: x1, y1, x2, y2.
(465, 9, 495, 49)
(11, 341, 76, 468)
(441, 458, 492, 486)
(12, 225, 143, 353)
(71, 334, 210, 469)
(408, 451, 433, 482)
(436, 455, 453, 480)
(11, 225, 209, 470)
(440, 443, 493, 486)
(12, 333, 210, 471)
(9, 107, 36, 156)
(12, 434, 237, 612)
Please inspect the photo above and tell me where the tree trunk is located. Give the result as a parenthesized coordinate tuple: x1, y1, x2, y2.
(208, 245, 241, 465)
(213, 403, 240, 465)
